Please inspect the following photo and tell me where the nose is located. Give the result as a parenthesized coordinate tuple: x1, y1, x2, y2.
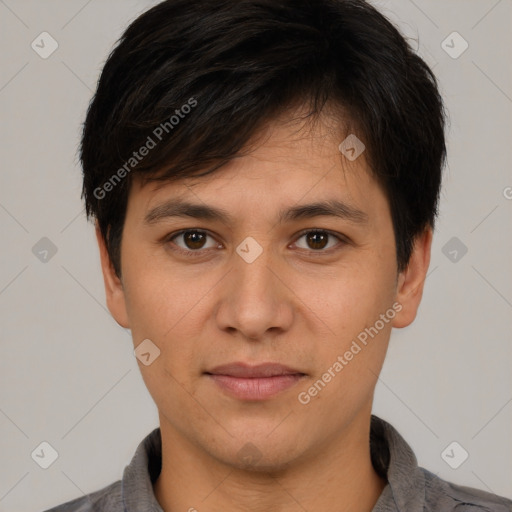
(214, 238, 294, 341)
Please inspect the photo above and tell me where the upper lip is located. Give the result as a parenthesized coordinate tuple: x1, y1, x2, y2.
(205, 362, 305, 378)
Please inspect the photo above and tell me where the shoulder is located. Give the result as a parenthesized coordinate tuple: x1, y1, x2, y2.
(422, 469, 512, 511)
(370, 416, 512, 512)
(42, 480, 122, 512)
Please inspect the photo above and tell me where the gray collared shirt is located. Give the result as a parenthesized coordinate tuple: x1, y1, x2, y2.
(44, 415, 512, 511)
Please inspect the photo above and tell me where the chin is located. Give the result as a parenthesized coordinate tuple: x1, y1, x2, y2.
(208, 431, 307, 474)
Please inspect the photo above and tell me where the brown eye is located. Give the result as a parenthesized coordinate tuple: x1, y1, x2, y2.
(169, 230, 218, 253)
(294, 230, 344, 252)
(305, 231, 329, 250)
(182, 231, 207, 249)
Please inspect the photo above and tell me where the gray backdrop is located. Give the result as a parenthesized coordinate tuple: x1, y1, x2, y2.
(0, 0, 511, 510)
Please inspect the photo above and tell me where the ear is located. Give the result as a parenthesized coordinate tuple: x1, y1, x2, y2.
(392, 227, 433, 328)
(95, 222, 130, 328)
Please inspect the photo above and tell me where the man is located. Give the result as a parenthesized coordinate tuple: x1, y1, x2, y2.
(46, 0, 512, 510)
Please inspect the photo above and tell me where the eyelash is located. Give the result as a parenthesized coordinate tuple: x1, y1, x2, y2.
(164, 229, 348, 258)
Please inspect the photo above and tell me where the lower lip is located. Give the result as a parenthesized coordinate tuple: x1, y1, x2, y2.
(207, 374, 304, 400)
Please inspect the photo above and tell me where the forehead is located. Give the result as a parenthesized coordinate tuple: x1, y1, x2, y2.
(126, 108, 387, 224)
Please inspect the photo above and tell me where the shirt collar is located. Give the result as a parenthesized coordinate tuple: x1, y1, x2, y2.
(370, 415, 426, 512)
(121, 427, 164, 512)
(121, 415, 426, 512)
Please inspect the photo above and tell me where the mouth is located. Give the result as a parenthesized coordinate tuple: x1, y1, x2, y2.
(204, 362, 307, 401)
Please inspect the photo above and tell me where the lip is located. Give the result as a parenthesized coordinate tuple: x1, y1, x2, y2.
(207, 362, 304, 378)
(205, 362, 306, 401)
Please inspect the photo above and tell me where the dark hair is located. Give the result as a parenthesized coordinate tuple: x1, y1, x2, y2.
(81, 0, 446, 278)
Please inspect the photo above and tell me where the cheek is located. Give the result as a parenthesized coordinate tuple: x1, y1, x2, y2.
(121, 257, 218, 386)
(121, 252, 205, 339)
(300, 262, 394, 337)
(295, 254, 396, 393)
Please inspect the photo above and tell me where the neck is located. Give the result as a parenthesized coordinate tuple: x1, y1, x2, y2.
(154, 411, 387, 512)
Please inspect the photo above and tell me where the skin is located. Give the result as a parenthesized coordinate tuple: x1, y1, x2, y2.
(96, 107, 432, 512)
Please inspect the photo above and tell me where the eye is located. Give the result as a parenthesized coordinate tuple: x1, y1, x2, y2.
(168, 229, 220, 254)
(293, 230, 345, 252)
(164, 228, 346, 257)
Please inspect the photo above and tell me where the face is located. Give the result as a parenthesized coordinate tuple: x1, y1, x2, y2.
(97, 108, 431, 471)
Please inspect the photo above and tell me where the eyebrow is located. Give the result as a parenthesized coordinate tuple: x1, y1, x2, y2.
(143, 198, 369, 226)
